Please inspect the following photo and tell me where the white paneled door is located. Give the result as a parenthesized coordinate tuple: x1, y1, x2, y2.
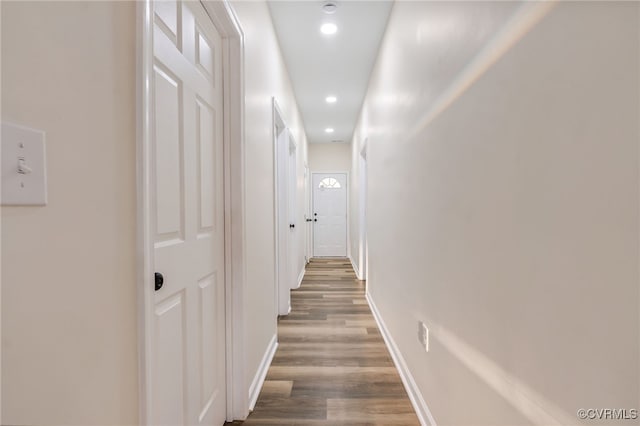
(313, 173, 347, 257)
(151, 1, 225, 425)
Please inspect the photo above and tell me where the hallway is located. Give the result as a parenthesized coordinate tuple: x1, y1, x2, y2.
(232, 258, 419, 425)
(2, 1, 638, 425)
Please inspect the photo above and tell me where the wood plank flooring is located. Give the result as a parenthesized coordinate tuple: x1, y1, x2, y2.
(227, 258, 420, 425)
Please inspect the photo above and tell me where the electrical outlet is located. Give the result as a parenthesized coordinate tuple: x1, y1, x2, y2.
(417, 321, 429, 352)
(423, 322, 429, 352)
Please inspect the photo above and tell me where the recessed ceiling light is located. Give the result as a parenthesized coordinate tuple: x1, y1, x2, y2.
(325, 96, 337, 103)
(325, 128, 334, 133)
(320, 23, 338, 35)
(322, 2, 338, 14)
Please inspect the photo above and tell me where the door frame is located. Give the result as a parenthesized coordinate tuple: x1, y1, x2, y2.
(304, 163, 312, 264)
(286, 133, 299, 291)
(358, 139, 368, 280)
(310, 171, 350, 258)
(136, 1, 248, 423)
(272, 98, 295, 316)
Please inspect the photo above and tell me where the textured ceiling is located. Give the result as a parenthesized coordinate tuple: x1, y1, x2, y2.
(268, 1, 393, 143)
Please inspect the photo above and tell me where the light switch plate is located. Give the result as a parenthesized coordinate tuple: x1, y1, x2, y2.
(2, 122, 48, 205)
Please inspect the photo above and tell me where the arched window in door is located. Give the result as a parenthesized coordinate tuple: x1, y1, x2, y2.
(318, 177, 341, 189)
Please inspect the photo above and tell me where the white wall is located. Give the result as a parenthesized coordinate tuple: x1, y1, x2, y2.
(1, 2, 138, 425)
(308, 142, 351, 172)
(351, 2, 639, 425)
(229, 0, 309, 410)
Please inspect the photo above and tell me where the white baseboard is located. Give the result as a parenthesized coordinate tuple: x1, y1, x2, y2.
(349, 255, 363, 280)
(248, 333, 278, 411)
(295, 266, 305, 289)
(366, 293, 437, 426)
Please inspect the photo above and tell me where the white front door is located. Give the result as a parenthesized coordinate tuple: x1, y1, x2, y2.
(313, 173, 347, 257)
(151, 1, 225, 425)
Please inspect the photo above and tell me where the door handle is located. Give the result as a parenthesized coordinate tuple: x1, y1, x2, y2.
(314, 219, 317, 222)
(289, 224, 295, 229)
(155, 272, 164, 291)
(305, 218, 313, 222)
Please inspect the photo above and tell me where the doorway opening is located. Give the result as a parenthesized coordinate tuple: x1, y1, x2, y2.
(273, 98, 298, 316)
(137, 0, 247, 422)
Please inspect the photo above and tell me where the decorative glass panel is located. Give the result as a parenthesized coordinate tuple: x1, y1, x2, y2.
(319, 177, 341, 189)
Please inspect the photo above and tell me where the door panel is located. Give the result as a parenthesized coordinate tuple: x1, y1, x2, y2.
(313, 173, 347, 257)
(196, 271, 223, 424)
(195, 27, 215, 80)
(151, 1, 226, 424)
(154, 0, 179, 44)
(153, 64, 183, 240)
(152, 293, 186, 426)
(196, 98, 216, 233)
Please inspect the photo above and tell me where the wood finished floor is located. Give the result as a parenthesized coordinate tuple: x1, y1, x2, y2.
(226, 258, 420, 426)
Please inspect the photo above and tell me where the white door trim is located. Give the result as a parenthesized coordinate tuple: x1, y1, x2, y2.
(311, 171, 350, 258)
(135, 3, 153, 423)
(287, 135, 298, 292)
(273, 98, 293, 316)
(358, 138, 368, 281)
(304, 163, 312, 264)
(136, 1, 248, 423)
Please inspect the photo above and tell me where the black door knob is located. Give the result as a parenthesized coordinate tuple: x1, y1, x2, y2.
(305, 218, 312, 222)
(155, 272, 164, 291)
(314, 219, 317, 222)
(290, 224, 295, 229)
